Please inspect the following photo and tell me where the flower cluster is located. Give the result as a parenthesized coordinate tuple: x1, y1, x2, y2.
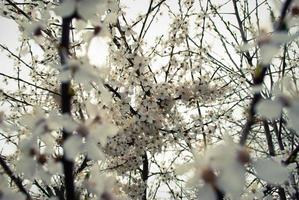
(177, 136, 293, 200)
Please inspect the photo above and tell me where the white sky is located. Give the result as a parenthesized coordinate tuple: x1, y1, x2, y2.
(0, 17, 20, 75)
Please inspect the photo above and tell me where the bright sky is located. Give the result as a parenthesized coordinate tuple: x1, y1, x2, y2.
(0, 17, 19, 75)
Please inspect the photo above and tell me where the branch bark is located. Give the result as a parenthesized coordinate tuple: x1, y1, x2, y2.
(58, 16, 76, 200)
(141, 153, 149, 200)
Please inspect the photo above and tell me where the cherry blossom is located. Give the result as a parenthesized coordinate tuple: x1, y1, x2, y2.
(256, 99, 283, 119)
(1, 0, 299, 199)
(254, 158, 290, 185)
(55, 0, 107, 20)
(63, 101, 118, 161)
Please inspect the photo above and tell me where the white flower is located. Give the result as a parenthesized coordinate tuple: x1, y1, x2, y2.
(63, 134, 104, 161)
(176, 135, 253, 199)
(57, 114, 79, 133)
(59, 58, 100, 86)
(85, 101, 119, 145)
(0, 111, 11, 134)
(260, 44, 280, 65)
(258, 31, 298, 64)
(63, 102, 118, 161)
(256, 99, 282, 119)
(15, 138, 40, 179)
(175, 151, 213, 185)
(83, 137, 105, 160)
(20, 107, 65, 136)
(197, 184, 217, 200)
(47, 158, 63, 175)
(0, 191, 26, 200)
(63, 135, 83, 161)
(56, 57, 112, 93)
(209, 135, 249, 198)
(84, 166, 115, 197)
(176, 149, 221, 200)
(55, 0, 107, 20)
(20, 107, 48, 136)
(254, 158, 290, 185)
(240, 31, 298, 65)
(286, 100, 299, 133)
(23, 21, 45, 38)
(217, 164, 245, 199)
(16, 156, 37, 179)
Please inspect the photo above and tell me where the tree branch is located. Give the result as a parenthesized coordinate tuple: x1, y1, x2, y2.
(58, 16, 76, 200)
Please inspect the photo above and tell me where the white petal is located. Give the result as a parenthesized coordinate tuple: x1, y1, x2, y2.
(94, 124, 118, 146)
(19, 138, 35, 152)
(78, 1, 97, 20)
(218, 163, 245, 198)
(16, 157, 36, 179)
(63, 135, 82, 161)
(59, 70, 72, 83)
(47, 112, 63, 130)
(86, 101, 99, 118)
(47, 159, 63, 175)
(254, 158, 289, 185)
(84, 140, 105, 160)
(19, 114, 36, 129)
(61, 114, 79, 132)
(102, 124, 119, 137)
(175, 163, 193, 175)
(260, 44, 280, 65)
(251, 85, 263, 94)
(272, 32, 294, 45)
(36, 168, 52, 185)
(54, 0, 76, 18)
(100, 87, 112, 106)
(78, 0, 106, 19)
(287, 101, 299, 133)
(1, 192, 26, 200)
(23, 22, 44, 38)
(239, 42, 255, 51)
(256, 99, 282, 119)
(197, 184, 217, 200)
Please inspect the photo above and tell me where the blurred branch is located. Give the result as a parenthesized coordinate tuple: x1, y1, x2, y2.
(0, 156, 31, 199)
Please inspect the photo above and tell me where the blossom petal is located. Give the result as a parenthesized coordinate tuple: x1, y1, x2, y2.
(197, 184, 217, 200)
(218, 163, 245, 198)
(63, 135, 82, 161)
(84, 140, 105, 160)
(16, 157, 36, 179)
(256, 99, 282, 119)
(1, 192, 26, 200)
(77, 0, 98, 20)
(54, 0, 76, 18)
(95, 124, 119, 146)
(254, 158, 289, 185)
(287, 101, 299, 133)
(260, 44, 280, 65)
